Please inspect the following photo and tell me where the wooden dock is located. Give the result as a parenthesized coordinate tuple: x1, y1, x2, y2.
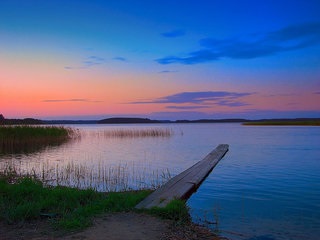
(135, 144, 229, 209)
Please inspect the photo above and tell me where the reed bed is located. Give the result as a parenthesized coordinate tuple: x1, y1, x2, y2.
(0, 126, 77, 154)
(0, 160, 172, 192)
(93, 128, 174, 138)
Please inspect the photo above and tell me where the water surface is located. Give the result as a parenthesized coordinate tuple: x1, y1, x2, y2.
(0, 123, 319, 240)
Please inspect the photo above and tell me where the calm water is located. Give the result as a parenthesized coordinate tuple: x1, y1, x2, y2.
(1, 123, 319, 240)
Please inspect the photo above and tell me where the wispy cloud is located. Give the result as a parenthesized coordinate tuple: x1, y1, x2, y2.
(161, 29, 186, 38)
(83, 56, 105, 66)
(42, 99, 102, 103)
(65, 55, 106, 69)
(158, 70, 178, 74)
(130, 91, 253, 107)
(166, 105, 210, 110)
(113, 56, 127, 62)
(157, 22, 320, 64)
(314, 91, 320, 95)
(150, 109, 320, 120)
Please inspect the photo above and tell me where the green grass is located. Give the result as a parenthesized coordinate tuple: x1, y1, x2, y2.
(146, 199, 190, 224)
(0, 174, 190, 232)
(0, 126, 75, 154)
(0, 175, 151, 230)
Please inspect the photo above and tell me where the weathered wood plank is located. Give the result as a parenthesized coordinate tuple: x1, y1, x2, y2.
(135, 144, 229, 209)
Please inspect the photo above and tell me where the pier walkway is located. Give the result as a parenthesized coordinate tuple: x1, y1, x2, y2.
(135, 144, 229, 209)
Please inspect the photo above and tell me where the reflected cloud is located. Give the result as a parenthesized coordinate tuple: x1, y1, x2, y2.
(157, 22, 320, 64)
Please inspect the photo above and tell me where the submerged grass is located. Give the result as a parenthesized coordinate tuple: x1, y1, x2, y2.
(0, 126, 76, 154)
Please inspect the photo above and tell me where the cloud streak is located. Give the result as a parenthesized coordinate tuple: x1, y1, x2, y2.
(65, 55, 106, 69)
(130, 91, 253, 107)
(161, 29, 186, 38)
(166, 105, 210, 110)
(43, 99, 102, 103)
(156, 22, 320, 64)
(158, 70, 178, 74)
(113, 56, 127, 62)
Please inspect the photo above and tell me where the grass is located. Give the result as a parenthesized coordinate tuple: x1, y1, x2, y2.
(93, 128, 174, 138)
(242, 119, 320, 126)
(147, 199, 190, 224)
(1, 160, 172, 192)
(0, 126, 76, 154)
(0, 174, 190, 231)
(0, 125, 190, 232)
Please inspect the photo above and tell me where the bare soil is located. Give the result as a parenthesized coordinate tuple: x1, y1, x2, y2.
(0, 212, 227, 240)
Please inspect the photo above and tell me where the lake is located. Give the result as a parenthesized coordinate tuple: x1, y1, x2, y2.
(0, 123, 319, 240)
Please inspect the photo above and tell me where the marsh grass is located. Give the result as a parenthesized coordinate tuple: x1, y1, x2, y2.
(0, 126, 76, 154)
(90, 128, 174, 138)
(1, 160, 172, 192)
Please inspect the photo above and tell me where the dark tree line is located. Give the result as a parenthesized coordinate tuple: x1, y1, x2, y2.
(0, 114, 43, 125)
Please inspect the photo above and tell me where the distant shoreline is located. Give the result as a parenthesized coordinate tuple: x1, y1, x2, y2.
(242, 119, 320, 126)
(1, 115, 320, 126)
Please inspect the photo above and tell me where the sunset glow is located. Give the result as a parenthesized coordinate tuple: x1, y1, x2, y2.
(1, 0, 320, 120)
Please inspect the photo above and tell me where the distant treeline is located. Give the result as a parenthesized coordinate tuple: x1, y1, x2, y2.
(1, 114, 319, 125)
(243, 118, 320, 126)
(97, 117, 160, 124)
(0, 114, 43, 125)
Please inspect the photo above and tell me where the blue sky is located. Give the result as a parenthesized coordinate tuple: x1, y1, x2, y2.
(1, 0, 320, 120)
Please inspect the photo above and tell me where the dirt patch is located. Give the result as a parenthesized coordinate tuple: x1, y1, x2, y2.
(0, 212, 227, 240)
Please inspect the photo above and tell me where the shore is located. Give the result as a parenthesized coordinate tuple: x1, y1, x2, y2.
(0, 212, 227, 240)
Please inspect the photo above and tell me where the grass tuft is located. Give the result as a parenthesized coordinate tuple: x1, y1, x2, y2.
(146, 199, 191, 224)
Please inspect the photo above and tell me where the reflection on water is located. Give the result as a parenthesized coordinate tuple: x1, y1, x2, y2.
(0, 123, 319, 240)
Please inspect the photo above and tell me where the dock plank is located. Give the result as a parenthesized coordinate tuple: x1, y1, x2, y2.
(135, 144, 229, 209)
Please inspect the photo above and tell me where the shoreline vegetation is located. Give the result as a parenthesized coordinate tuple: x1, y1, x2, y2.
(0, 125, 76, 154)
(1, 114, 319, 125)
(0, 124, 209, 238)
(0, 165, 210, 239)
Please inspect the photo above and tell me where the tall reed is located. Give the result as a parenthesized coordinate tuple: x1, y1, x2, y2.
(92, 128, 174, 138)
(1, 160, 172, 192)
(0, 126, 77, 154)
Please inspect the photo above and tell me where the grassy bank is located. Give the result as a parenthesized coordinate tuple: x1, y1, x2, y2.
(0, 175, 189, 231)
(243, 119, 320, 126)
(0, 126, 75, 154)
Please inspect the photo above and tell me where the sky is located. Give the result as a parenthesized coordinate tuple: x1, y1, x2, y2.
(1, 0, 320, 120)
